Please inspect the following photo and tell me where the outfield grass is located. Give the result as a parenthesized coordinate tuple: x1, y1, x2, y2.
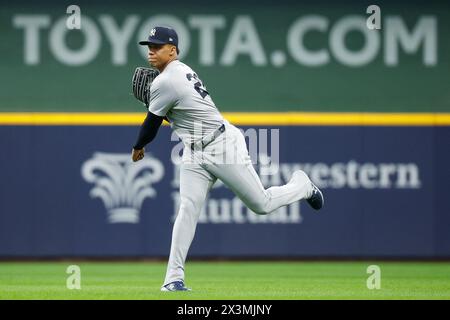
(0, 261, 449, 299)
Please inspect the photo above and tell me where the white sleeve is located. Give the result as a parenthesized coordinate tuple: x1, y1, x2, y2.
(148, 78, 177, 116)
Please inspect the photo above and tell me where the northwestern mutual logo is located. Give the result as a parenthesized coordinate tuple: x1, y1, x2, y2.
(81, 152, 164, 223)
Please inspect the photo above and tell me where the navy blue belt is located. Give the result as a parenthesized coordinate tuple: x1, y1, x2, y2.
(191, 124, 226, 151)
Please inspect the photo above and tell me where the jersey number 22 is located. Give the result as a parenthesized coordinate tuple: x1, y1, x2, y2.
(186, 73, 209, 99)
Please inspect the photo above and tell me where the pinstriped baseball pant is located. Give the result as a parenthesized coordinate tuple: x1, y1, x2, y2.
(163, 122, 313, 286)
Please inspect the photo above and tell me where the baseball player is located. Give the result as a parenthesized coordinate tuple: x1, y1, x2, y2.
(132, 26, 324, 292)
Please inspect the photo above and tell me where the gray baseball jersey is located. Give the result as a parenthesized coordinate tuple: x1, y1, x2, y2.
(150, 60, 318, 289)
(148, 60, 224, 144)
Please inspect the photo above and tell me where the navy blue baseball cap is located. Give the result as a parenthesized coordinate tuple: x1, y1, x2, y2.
(139, 26, 179, 51)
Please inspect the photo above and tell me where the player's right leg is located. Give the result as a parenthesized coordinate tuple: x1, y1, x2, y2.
(161, 163, 216, 291)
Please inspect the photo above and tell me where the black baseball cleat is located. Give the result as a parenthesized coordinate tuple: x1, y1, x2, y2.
(306, 183, 324, 210)
(161, 281, 192, 292)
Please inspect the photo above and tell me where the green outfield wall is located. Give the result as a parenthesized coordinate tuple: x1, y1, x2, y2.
(0, 0, 449, 112)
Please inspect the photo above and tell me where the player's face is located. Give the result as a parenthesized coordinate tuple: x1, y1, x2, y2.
(147, 44, 176, 70)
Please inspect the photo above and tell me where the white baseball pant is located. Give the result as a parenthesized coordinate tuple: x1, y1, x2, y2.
(163, 122, 313, 286)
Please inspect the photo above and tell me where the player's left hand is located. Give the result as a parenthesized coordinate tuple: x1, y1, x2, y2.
(132, 148, 145, 162)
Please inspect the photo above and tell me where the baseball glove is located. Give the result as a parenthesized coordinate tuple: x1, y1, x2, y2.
(132, 67, 160, 107)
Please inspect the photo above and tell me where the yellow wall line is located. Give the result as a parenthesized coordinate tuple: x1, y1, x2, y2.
(0, 112, 449, 126)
